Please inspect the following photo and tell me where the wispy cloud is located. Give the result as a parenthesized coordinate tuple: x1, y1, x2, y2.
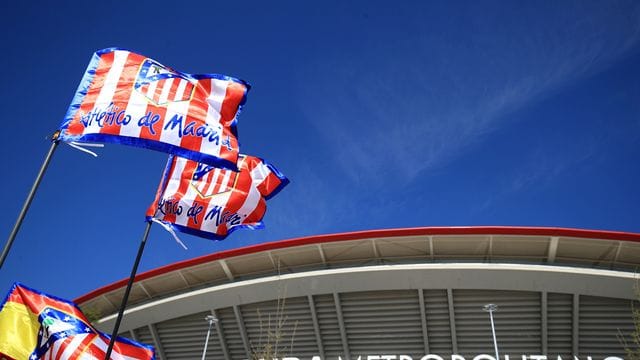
(264, 163, 359, 237)
(475, 123, 611, 214)
(297, 2, 640, 187)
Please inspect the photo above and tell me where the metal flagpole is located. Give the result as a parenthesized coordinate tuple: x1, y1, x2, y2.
(0, 131, 61, 269)
(104, 221, 153, 360)
(201, 315, 218, 360)
(483, 303, 500, 360)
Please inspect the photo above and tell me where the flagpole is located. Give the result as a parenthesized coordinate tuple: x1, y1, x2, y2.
(201, 315, 218, 360)
(104, 221, 153, 360)
(0, 131, 60, 269)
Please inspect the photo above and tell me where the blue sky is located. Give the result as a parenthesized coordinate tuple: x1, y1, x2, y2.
(0, 0, 639, 300)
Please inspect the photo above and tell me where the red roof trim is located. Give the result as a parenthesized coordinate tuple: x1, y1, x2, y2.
(75, 226, 640, 304)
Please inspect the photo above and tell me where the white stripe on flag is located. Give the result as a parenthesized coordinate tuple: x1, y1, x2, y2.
(79, 351, 99, 360)
(204, 169, 222, 195)
(198, 79, 227, 157)
(118, 83, 150, 138)
(199, 190, 233, 235)
(196, 168, 214, 194)
(59, 333, 89, 360)
(218, 169, 232, 193)
(83, 51, 128, 136)
(92, 336, 133, 360)
(157, 78, 174, 104)
(174, 177, 201, 228)
(145, 80, 158, 100)
(234, 165, 265, 220)
(43, 342, 52, 360)
(199, 157, 244, 235)
(161, 157, 188, 208)
(252, 161, 270, 184)
(158, 88, 191, 146)
(173, 79, 188, 101)
(195, 169, 207, 193)
(47, 337, 65, 360)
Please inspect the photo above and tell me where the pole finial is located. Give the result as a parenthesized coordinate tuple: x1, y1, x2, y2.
(483, 303, 498, 312)
(51, 130, 61, 142)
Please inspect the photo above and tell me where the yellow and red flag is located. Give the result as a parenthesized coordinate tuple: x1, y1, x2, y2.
(0, 283, 154, 360)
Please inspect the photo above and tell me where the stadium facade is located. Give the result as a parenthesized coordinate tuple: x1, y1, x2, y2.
(76, 227, 640, 360)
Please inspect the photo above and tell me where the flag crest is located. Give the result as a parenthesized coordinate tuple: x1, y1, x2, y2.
(191, 164, 239, 197)
(147, 154, 289, 240)
(134, 58, 196, 105)
(58, 48, 250, 170)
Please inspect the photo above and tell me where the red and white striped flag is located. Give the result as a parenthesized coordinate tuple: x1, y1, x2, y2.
(40, 332, 153, 360)
(146, 154, 289, 240)
(0, 283, 154, 360)
(58, 48, 249, 170)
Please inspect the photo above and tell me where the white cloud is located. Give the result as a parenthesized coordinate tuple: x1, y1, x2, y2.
(297, 2, 640, 187)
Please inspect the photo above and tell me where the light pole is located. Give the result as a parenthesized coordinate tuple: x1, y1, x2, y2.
(201, 314, 219, 360)
(483, 304, 499, 360)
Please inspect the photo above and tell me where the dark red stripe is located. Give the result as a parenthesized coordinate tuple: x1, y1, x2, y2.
(167, 78, 181, 102)
(217, 82, 246, 164)
(67, 333, 96, 360)
(66, 52, 115, 136)
(139, 88, 166, 142)
(162, 158, 197, 225)
(179, 79, 211, 152)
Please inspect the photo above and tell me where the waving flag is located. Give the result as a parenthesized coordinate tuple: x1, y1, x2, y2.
(0, 283, 154, 360)
(146, 154, 289, 240)
(58, 48, 249, 170)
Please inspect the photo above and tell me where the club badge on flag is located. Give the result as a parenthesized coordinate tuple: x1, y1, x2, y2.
(146, 154, 289, 240)
(58, 48, 250, 170)
(0, 283, 155, 360)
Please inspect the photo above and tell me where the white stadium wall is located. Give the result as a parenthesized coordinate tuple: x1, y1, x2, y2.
(76, 227, 640, 360)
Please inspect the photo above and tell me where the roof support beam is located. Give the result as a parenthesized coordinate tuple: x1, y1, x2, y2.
(612, 241, 623, 268)
(572, 294, 580, 356)
(488, 235, 493, 261)
(317, 244, 327, 265)
(268, 251, 278, 269)
(428, 236, 434, 260)
(333, 293, 350, 360)
(176, 270, 190, 287)
(308, 295, 325, 359)
(418, 289, 430, 354)
(148, 324, 166, 360)
(447, 289, 458, 353)
(541, 291, 548, 354)
(371, 239, 380, 258)
(547, 237, 559, 263)
(233, 305, 251, 359)
(211, 309, 231, 360)
(128, 329, 139, 342)
(220, 260, 235, 281)
(102, 294, 117, 309)
(138, 282, 152, 298)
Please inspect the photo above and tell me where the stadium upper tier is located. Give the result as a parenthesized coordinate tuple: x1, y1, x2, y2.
(76, 226, 640, 359)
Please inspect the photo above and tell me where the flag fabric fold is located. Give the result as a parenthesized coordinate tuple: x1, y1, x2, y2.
(146, 154, 289, 240)
(0, 283, 154, 360)
(58, 48, 250, 170)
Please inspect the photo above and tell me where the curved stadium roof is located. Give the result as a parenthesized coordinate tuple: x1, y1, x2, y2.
(77, 226, 640, 360)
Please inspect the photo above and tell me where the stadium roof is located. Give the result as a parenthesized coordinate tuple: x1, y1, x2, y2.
(77, 226, 640, 359)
